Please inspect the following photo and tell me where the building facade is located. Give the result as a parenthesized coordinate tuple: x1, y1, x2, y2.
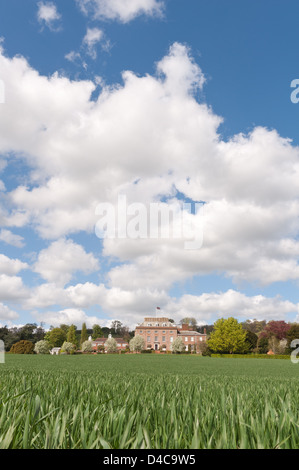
(135, 317, 207, 352)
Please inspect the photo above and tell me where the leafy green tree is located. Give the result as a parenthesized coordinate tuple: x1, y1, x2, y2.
(34, 340, 50, 354)
(286, 324, 299, 353)
(66, 324, 77, 346)
(244, 330, 258, 351)
(80, 323, 88, 347)
(170, 337, 185, 354)
(208, 318, 249, 354)
(104, 336, 117, 353)
(48, 328, 67, 348)
(129, 335, 145, 353)
(257, 334, 269, 353)
(92, 324, 103, 340)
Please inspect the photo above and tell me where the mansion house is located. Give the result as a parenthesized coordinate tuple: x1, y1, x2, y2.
(135, 317, 207, 352)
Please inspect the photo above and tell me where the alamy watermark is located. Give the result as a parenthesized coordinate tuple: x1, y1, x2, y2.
(290, 79, 299, 104)
(95, 195, 205, 250)
(0, 340, 4, 364)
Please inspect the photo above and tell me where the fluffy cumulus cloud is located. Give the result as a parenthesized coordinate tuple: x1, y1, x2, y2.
(37, 1, 62, 31)
(33, 238, 100, 286)
(34, 308, 103, 329)
(0, 302, 19, 323)
(1, 42, 299, 325)
(76, 0, 164, 23)
(0, 229, 25, 248)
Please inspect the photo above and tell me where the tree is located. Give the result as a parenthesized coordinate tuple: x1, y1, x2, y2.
(129, 335, 145, 353)
(208, 318, 249, 354)
(262, 321, 291, 341)
(257, 334, 269, 353)
(61, 342, 76, 354)
(244, 330, 258, 351)
(10, 340, 34, 354)
(286, 323, 299, 353)
(180, 317, 197, 329)
(104, 336, 117, 353)
(111, 320, 123, 335)
(80, 323, 88, 347)
(92, 324, 103, 340)
(241, 320, 267, 335)
(48, 328, 67, 348)
(34, 340, 50, 354)
(81, 340, 94, 353)
(170, 337, 185, 354)
(67, 325, 77, 346)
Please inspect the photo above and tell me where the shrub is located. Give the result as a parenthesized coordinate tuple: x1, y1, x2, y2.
(61, 342, 76, 354)
(34, 340, 50, 355)
(81, 340, 93, 353)
(10, 340, 34, 354)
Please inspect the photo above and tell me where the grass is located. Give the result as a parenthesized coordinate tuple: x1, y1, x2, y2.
(1, 354, 299, 449)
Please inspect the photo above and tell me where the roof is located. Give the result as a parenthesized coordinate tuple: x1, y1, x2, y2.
(178, 331, 206, 336)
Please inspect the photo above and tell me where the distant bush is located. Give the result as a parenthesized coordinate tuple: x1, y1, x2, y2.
(141, 349, 153, 354)
(10, 340, 34, 355)
(34, 340, 50, 355)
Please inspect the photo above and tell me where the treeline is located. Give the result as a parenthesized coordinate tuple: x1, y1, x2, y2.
(200, 318, 299, 355)
(0, 320, 134, 352)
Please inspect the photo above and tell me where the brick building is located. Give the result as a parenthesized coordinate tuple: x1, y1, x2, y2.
(135, 317, 207, 352)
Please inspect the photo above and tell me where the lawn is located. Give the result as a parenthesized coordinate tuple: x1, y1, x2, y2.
(1, 354, 299, 449)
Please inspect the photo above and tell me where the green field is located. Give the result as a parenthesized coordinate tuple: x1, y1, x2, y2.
(1, 354, 299, 449)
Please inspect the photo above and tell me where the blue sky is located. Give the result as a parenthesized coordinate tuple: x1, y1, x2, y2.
(1, 0, 299, 329)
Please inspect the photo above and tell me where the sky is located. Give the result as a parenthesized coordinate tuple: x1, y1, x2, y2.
(1, 0, 299, 329)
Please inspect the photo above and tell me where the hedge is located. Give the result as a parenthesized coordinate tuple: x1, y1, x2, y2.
(211, 353, 290, 359)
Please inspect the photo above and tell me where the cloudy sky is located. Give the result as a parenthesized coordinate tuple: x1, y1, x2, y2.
(1, 0, 299, 329)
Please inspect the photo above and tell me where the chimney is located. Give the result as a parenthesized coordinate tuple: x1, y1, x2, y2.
(204, 328, 207, 335)
(181, 323, 189, 331)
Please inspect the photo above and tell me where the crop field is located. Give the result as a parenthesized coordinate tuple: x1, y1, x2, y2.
(1, 354, 299, 449)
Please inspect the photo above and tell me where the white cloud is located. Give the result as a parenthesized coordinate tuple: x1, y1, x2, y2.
(0, 254, 28, 275)
(33, 238, 100, 286)
(1, 42, 299, 320)
(0, 229, 25, 248)
(76, 0, 164, 23)
(83, 27, 104, 59)
(34, 308, 103, 328)
(0, 275, 28, 301)
(37, 1, 62, 31)
(0, 302, 19, 322)
(164, 290, 299, 324)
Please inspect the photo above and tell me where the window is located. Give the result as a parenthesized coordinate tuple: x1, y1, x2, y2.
(155, 336, 158, 342)
(155, 323, 159, 326)
(170, 331, 173, 334)
(147, 323, 152, 326)
(147, 337, 151, 343)
(200, 337, 203, 342)
(162, 331, 165, 334)
(162, 336, 166, 342)
(140, 330, 143, 333)
(170, 336, 173, 343)
(191, 337, 194, 342)
(185, 337, 188, 342)
(155, 331, 158, 334)
(147, 330, 151, 334)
